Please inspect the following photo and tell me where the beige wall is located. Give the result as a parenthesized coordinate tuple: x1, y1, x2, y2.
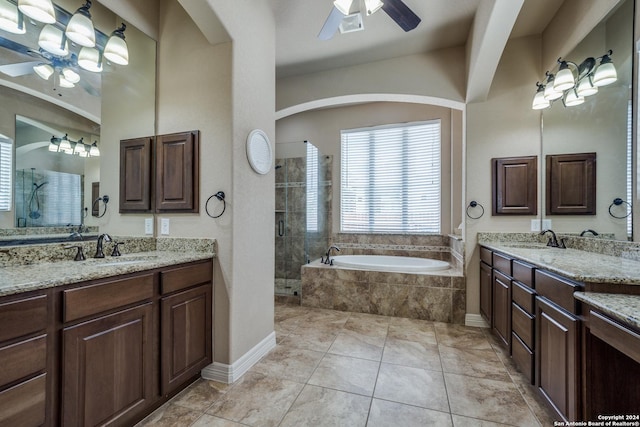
(276, 102, 460, 236)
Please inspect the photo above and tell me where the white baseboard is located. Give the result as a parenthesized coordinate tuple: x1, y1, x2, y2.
(201, 331, 276, 384)
(465, 313, 489, 328)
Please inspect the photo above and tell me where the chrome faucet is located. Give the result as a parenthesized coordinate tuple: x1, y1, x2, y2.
(69, 224, 86, 241)
(540, 229, 566, 249)
(580, 229, 599, 237)
(94, 233, 112, 258)
(322, 245, 340, 265)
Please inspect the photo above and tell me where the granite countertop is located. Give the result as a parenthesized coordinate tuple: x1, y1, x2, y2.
(479, 242, 640, 286)
(575, 292, 640, 330)
(0, 251, 214, 297)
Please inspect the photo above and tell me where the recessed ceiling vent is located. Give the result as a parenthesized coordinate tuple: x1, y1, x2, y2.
(339, 12, 364, 34)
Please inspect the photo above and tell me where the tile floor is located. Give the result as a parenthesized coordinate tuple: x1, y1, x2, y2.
(138, 303, 556, 427)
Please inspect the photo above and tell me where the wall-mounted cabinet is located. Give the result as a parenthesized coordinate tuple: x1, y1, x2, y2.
(546, 152, 596, 215)
(120, 131, 200, 214)
(492, 156, 537, 215)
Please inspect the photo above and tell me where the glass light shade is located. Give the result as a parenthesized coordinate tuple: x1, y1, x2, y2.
(543, 83, 563, 101)
(0, 0, 25, 34)
(33, 63, 53, 80)
(89, 142, 99, 156)
(333, 0, 353, 15)
(576, 77, 598, 97)
(62, 67, 80, 83)
(364, 0, 383, 15)
(73, 142, 85, 155)
(48, 141, 58, 152)
(104, 34, 128, 65)
(593, 62, 617, 87)
(59, 138, 71, 151)
(554, 67, 575, 91)
(564, 89, 584, 107)
(532, 91, 550, 110)
(18, 0, 55, 24)
(65, 9, 95, 47)
(38, 25, 69, 56)
(78, 149, 88, 157)
(59, 73, 75, 88)
(78, 47, 102, 72)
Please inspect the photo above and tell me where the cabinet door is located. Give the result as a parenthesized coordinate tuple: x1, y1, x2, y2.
(155, 131, 199, 212)
(492, 271, 511, 349)
(161, 284, 212, 395)
(62, 303, 154, 427)
(479, 261, 492, 325)
(120, 137, 153, 212)
(536, 297, 580, 422)
(491, 156, 537, 215)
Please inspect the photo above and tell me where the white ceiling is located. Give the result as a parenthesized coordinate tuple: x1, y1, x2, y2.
(268, 0, 565, 79)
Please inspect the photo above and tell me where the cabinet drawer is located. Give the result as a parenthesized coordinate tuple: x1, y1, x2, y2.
(0, 335, 46, 387)
(0, 295, 47, 342)
(512, 281, 536, 314)
(63, 274, 154, 322)
(161, 260, 212, 295)
(493, 253, 512, 276)
(480, 247, 492, 265)
(512, 332, 534, 384)
(512, 303, 534, 349)
(513, 260, 535, 288)
(535, 270, 582, 314)
(0, 373, 46, 427)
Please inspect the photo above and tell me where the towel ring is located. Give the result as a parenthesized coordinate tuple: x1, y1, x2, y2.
(466, 200, 484, 219)
(205, 191, 226, 218)
(92, 195, 109, 218)
(608, 198, 632, 219)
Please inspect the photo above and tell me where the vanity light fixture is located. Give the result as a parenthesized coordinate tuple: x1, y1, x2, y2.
(103, 23, 128, 65)
(0, 0, 25, 34)
(58, 134, 71, 151)
(65, 1, 95, 47)
(77, 46, 103, 72)
(532, 50, 617, 110)
(17, 0, 55, 24)
(49, 134, 98, 157)
(38, 24, 69, 56)
(89, 141, 99, 156)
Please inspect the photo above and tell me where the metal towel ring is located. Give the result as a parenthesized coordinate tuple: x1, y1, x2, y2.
(608, 198, 632, 219)
(466, 200, 484, 219)
(205, 191, 226, 218)
(92, 195, 109, 218)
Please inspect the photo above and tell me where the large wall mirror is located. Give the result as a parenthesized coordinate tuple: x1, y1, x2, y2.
(541, 0, 633, 241)
(0, 0, 156, 241)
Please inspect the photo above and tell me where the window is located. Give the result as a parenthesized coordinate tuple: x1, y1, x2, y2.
(0, 138, 11, 211)
(340, 120, 441, 233)
(306, 142, 319, 233)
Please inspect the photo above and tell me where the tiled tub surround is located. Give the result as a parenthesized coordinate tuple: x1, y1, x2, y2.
(0, 237, 216, 296)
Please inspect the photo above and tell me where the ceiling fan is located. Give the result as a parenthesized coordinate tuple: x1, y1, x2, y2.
(318, 0, 421, 40)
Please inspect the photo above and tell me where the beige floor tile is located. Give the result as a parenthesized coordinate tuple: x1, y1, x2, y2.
(303, 308, 351, 328)
(308, 353, 380, 396)
(191, 414, 246, 427)
(451, 414, 514, 427)
(445, 373, 539, 426)
(171, 379, 229, 412)
(388, 317, 437, 345)
(279, 385, 370, 427)
(250, 345, 324, 383)
(374, 363, 449, 412)
(329, 331, 385, 361)
(367, 399, 453, 426)
(279, 326, 340, 352)
(206, 372, 303, 427)
(382, 338, 442, 371)
(439, 346, 511, 381)
(434, 323, 493, 350)
(343, 313, 391, 338)
(136, 402, 202, 427)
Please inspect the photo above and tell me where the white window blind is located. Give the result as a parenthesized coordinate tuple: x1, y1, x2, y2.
(341, 120, 441, 233)
(0, 139, 11, 211)
(306, 142, 319, 233)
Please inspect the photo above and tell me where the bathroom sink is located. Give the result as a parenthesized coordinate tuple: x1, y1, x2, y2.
(94, 259, 148, 267)
(502, 243, 550, 249)
(87, 255, 159, 267)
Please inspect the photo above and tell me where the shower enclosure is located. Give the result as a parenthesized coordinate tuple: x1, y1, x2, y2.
(275, 141, 332, 298)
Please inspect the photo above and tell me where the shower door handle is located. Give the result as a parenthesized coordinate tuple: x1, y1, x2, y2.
(278, 220, 284, 237)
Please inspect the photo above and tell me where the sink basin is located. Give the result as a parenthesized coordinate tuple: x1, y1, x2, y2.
(95, 259, 148, 267)
(502, 243, 549, 249)
(87, 255, 159, 267)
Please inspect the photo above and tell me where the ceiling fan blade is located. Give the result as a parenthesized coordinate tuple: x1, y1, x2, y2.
(0, 35, 39, 57)
(318, 6, 344, 40)
(382, 0, 421, 32)
(0, 61, 42, 77)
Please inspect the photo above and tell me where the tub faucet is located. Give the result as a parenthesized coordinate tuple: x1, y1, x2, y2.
(580, 229, 599, 237)
(540, 229, 566, 249)
(323, 245, 340, 265)
(94, 233, 112, 258)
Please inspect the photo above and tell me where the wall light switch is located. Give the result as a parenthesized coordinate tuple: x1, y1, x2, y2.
(144, 217, 153, 235)
(542, 219, 552, 229)
(530, 219, 541, 232)
(160, 218, 170, 235)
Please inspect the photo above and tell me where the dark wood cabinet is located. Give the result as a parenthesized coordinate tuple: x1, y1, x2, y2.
(156, 131, 200, 212)
(536, 296, 580, 422)
(492, 270, 511, 349)
(119, 137, 154, 213)
(61, 303, 154, 427)
(546, 152, 596, 215)
(492, 156, 537, 215)
(479, 261, 492, 325)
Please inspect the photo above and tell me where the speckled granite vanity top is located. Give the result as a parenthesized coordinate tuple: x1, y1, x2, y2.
(574, 292, 640, 330)
(0, 251, 214, 297)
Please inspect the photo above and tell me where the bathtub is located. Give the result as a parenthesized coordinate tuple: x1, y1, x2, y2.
(330, 255, 449, 273)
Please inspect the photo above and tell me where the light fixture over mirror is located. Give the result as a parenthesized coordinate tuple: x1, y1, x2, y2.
(65, 0, 94, 47)
(103, 23, 128, 65)
(532, 50, 617, 110)
(17, 0, 55, 24)
(0, 0, 24, 34)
